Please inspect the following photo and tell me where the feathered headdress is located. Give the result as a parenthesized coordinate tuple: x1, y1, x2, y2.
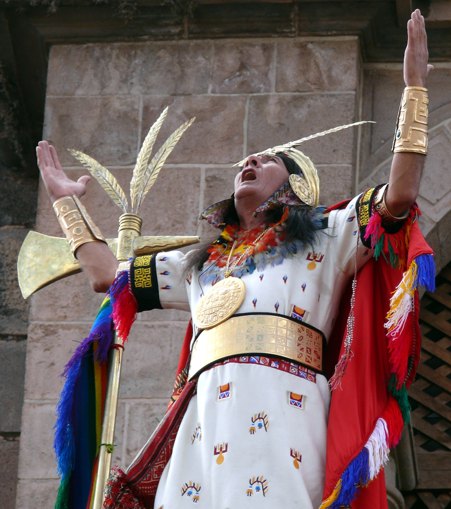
(235, 121, 373, 208)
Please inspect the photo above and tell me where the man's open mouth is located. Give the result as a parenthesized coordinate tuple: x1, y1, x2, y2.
(241, 169, 257, 182)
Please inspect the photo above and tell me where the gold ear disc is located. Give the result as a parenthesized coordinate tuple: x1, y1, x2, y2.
(289, 174, 315, 207)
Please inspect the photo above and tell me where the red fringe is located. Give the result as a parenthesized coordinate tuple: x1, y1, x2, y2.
(112, 284, 138, 343)
(381, 398, 404, 448)
(364, 212, 383, 248)
(387, 315, 413, 388)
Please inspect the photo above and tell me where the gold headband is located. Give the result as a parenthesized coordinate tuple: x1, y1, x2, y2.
(235, 121, 374, 208)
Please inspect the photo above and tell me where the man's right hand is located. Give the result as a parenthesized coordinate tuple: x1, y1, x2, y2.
(36, 141, 91, 203)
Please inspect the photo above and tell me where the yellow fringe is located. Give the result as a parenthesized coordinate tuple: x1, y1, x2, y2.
(319, 479, 342, 509)
(385, 261, 417, 334)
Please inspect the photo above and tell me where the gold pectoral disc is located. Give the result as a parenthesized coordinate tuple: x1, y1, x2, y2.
(194, 276, 246, 329)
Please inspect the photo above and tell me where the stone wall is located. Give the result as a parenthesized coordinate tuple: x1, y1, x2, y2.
(15, 36, 451, 508)
(0, 94, 37, 509)
(16, 36, 361, 507)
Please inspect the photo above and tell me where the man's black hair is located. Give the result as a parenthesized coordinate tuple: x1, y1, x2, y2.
(185, 153, 322, 272)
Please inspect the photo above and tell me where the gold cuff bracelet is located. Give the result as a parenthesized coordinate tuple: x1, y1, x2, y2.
(373, 184, 409, 223)
(53, 195, 106, 255)
(392, 86, 428, 155)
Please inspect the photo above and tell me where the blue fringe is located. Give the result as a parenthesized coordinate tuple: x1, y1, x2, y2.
(54, 297, 113, 481)
(415, 253, 435, 292)
(54, 358, 80, 478)
(109, 269, 129, 299)
(331, 448, 370, 508)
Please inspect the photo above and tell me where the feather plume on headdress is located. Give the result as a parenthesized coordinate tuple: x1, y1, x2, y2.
(235, 121, 374, 208)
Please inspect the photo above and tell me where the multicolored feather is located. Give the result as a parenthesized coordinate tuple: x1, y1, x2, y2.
(54, 295, 114, 509)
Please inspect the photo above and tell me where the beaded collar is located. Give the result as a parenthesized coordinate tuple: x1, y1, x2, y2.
(199, 210, 313, 284)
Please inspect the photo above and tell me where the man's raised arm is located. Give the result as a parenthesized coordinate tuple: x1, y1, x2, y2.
(385, 9, 433, 219)
(36, 140, 119, 292)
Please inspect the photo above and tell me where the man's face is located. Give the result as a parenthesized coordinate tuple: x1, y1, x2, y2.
(234, 154, 289, 208)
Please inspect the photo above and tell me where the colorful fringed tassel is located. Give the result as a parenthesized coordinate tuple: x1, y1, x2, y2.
(111, 270, 138, 343)
(320, 398, 404, 509)
(54, 270, 138, 509)
(385, 261, 418, 336)
(386, 253, 435, 337)
(415, 253, 435, 292)
(54, 296, 114, 509)
(364, 210, 383, 250)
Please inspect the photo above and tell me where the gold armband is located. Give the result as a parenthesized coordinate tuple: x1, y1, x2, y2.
(392, 86, 428, 155)
(373, 184, 409, 223)
(53, 195, 106, 255)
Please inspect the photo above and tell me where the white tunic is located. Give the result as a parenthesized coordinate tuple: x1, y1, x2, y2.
(148, 197, 370, 509)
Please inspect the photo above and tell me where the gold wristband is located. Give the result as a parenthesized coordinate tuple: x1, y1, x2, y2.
(53, 195, 106, 255)
(373, 184, 409, 223)
(392, 86, 428, 155)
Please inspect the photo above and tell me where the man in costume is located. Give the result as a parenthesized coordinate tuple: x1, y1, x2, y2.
(36, 9, 434, 509)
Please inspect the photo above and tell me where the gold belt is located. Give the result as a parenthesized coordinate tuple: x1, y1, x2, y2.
(188, 314, 324, 380)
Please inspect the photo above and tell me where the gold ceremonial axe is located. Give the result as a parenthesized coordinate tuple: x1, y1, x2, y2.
(17, 107, 199, 509)
(17, 107, 199, 299)
(17, 231, 199, 299)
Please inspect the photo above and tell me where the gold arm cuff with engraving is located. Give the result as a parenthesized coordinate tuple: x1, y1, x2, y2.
(52, 195, 106, 255)
(392, 86, 428, 155)
(188, 314, 324, 380)
(373, 184, 409, 223)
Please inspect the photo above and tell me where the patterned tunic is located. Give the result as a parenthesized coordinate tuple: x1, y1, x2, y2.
(132, 196, 371, 508)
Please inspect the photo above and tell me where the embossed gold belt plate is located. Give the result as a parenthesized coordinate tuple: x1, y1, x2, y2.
(194, 277, 246, 329)
(188, 314, 324, 380)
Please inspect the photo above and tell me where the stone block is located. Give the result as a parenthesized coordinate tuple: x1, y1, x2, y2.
(139, 307, 191, 323)
(427, 68, 451, 111)
(418, 129, 451, 212)
(141, 96, 247, 164)
(211, 41, 275, 94)
(198, 166, 237, 239)
(30, 273, 104, 325)
(48, 42, 212, 97)
(109, 400, 126, 467)
(47, 44, 138, 97)
(0, 436, 19, 509)
(137, 42, 213, 96)
(361, 68, 404, 161)
(24, 322, 92, 400)
(0, 226, 30, 336)
(359, 158, 391, 193)
(137, 166, 202, 236)
(43, 96, 140, 166)
(0, 340, 26, 431)
(16, 479, 59, 509)
(121, 399, 168, 466)
(120, 321, 186, 399)
(318, 164, 354, 206)
(18, 403, 58, 479)
(247, 94, 357, 165)
(276, 38, 359, 93)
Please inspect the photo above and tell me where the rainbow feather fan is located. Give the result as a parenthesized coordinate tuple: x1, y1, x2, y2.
(54, 271, 136, 509)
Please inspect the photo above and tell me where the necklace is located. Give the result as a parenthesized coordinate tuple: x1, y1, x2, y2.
(194, 227, 271, 329)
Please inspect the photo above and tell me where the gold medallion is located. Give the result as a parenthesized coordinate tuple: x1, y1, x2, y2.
(194, 276, 246, 329)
